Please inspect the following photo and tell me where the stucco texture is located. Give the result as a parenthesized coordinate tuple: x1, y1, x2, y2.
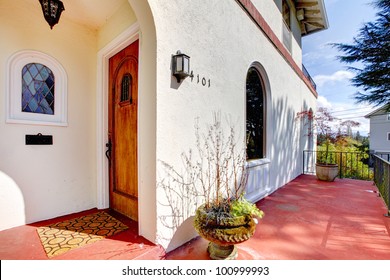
(0, 0, 136, 228)
(148, 0, 316, 251)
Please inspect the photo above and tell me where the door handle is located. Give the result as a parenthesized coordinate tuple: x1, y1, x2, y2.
(105, 139, 112, 161)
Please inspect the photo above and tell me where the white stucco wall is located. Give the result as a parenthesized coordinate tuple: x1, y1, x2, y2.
(0, 171, 25, 231)
(97, 1, 137, 50)
(0, 0, 139, 229)
(0, 0, 98, 225)
(0, 0, 317, 253)
(127, 0, 158, 247)
(369, 114, 390, 152)
(148, 0, 316, 251)
(253, 0, 303, 66)
(0, 0, 161, 246)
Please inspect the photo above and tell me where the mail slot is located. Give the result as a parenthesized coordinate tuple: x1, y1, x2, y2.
(25, 133, 53, 145)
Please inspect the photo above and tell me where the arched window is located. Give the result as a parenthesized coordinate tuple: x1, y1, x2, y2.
(7, 50, 67, 126)
(22, 63, 55, 115)
(246, 67, 265, 160)
(6, 50, 68, 126)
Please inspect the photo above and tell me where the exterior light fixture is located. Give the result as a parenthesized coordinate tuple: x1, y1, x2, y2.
(39, 0, 65, 29)
(172, 51, 193, 83)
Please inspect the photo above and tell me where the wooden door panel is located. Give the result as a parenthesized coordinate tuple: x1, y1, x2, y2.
(108, 40, 139, 220)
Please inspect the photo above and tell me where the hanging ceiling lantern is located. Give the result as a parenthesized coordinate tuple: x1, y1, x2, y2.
(39, 0, 65, 29)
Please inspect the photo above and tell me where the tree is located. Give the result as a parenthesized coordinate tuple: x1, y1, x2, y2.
(296, 107, 360, 164)
(354, 131, 362, 142)
(333, 0, 390, 108)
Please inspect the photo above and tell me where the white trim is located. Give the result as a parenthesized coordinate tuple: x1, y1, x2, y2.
(96, 22, 140, 210)
(318, 0, 329, 30)
(246, 158, 271, 168)
(247, 61, 272, 159)
(6, 50, 68, 126)
(245, 61, 272, 203)
(245, 160, 271, 203)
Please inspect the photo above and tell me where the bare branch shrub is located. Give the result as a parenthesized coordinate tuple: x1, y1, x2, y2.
(159, 112, 248, 213)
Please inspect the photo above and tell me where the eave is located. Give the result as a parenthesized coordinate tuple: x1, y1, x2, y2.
(365, 104, 390, 118)
(294, 0, 329, 36)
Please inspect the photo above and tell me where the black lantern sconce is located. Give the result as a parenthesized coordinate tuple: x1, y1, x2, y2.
(39, 0, 65, 29)
(172, 51, 193, 83)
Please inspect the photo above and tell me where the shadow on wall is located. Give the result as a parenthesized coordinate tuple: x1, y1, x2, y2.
(156, 113, 247, 252)
(157, 153, 202, 252)
(0, 170, 26, 231)
(156, 95, 313, 250)
(271, 97, 309, 187)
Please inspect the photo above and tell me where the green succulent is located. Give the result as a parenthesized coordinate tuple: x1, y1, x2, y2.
(230, 197, 264, 219)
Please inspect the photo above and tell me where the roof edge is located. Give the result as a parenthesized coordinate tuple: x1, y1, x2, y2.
(364, 104, 390, 118)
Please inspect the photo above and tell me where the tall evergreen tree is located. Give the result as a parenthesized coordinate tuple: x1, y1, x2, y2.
(333, 0, 390, 108)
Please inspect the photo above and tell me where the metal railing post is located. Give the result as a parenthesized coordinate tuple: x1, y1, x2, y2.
(373, 154, 390, 217)
(386, 163, 390, 217)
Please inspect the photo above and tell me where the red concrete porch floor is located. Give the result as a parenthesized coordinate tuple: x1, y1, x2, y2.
(1, 175, 390, 260)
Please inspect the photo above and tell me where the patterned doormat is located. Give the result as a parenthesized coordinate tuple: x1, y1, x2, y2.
(36, 211, 128, 258)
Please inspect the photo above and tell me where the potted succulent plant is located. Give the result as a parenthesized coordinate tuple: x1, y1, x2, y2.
(194, 196, 264, 259)
(191, 114, 264, 259)
(161, 113, 264, 259)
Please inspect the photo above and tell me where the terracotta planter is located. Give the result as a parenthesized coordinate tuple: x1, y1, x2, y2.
(316, 163, 339, 182)
(194, 204, 256, 260)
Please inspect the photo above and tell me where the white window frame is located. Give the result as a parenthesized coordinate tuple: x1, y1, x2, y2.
(6, 50, 68, 126)
(281, 0, 292, 53)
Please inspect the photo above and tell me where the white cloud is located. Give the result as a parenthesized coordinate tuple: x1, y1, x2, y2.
(314, 70, 355, 88)
(317, 95, 332, 109)
(302, 44, 338, 67)
(315, 96, 374, 136)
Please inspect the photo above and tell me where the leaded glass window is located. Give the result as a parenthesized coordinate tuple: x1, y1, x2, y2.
(246, 67, 265, 160)
(120, 74, 132, 103)
(22, 63, 54, 115)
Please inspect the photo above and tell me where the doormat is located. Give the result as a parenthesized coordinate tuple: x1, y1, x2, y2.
(36, 211, 128, 258)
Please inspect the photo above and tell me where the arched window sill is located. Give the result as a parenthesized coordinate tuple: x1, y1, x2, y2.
(246, 158, 271, 168)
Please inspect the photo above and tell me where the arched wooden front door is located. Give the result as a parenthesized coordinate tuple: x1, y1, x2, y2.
(108, 40, 139, 220)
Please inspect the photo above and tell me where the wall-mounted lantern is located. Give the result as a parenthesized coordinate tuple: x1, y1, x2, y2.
(172, 51, 193, 83)
(39, 0, 65, 29)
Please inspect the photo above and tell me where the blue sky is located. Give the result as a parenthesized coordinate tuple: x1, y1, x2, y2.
(302, 0, 380, 136)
